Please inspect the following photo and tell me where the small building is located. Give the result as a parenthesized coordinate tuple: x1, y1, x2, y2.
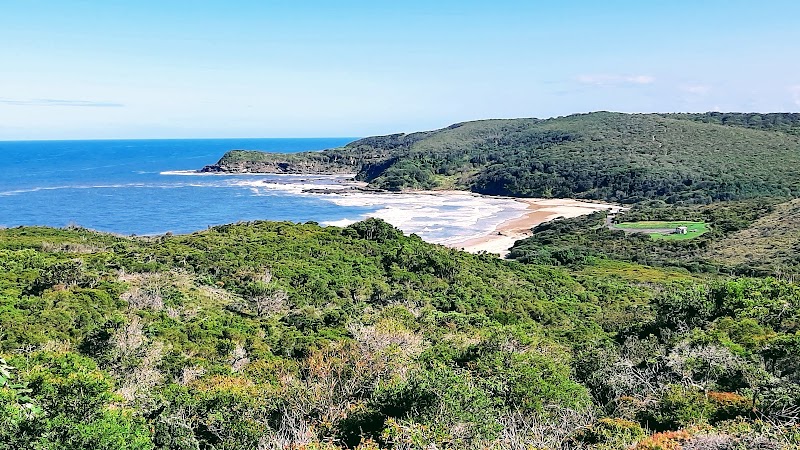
(675, 226, 688, 235)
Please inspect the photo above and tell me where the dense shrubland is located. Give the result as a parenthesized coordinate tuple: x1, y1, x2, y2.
(7, 111, 800, 448)
(509, 199, 798, 276)
(2, 219, 800, 448)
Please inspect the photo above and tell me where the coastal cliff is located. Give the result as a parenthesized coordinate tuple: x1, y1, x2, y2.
(200, 148, 371, 174)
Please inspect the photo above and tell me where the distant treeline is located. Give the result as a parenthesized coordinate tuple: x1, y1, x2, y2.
(663, 112, 800, 135)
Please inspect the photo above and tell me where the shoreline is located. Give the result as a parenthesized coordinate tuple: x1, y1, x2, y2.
(448, 198, 622, 258)
(162, 170, 622, 256)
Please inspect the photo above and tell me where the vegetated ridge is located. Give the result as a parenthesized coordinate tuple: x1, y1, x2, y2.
(709, 197, 800, 272)
(2, 219, 800, 448)
(202, 112, 800, 204)
(506, 198, 800, 275)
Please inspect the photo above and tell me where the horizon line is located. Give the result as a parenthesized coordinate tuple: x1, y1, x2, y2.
(0, 136, 363, 143)
(2, 110, 798, 142)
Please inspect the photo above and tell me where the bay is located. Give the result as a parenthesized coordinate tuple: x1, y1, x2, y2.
(0, 138, 370, 235)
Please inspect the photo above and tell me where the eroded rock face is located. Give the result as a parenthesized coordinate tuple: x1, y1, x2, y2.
(199, 164, 224, 172)
(200, 159, 355, 174)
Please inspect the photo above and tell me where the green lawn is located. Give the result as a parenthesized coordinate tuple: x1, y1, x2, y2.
(614, 221, 709, 240)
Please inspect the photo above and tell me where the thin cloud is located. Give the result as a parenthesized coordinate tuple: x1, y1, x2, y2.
(791, 85, 800, 107)
(575, 74, 656, 87)
(679, 84, 711, 95)
(0, 98, 124, 107)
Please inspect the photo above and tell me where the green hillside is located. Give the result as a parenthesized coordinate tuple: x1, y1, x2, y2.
(3, 221, 800, 448)
(709, 198, 800, 273)
(204, 112, 800, 203)
(507, 198, 798, 275)
(9, 113, 800, 449)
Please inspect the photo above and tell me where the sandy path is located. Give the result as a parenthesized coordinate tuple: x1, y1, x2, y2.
(449, 199, 623, 258)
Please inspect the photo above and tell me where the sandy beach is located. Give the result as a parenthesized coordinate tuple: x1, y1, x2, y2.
(449, 198, 622, 257)
(160, 172, 622, 257)
(323, 186, 623, 257)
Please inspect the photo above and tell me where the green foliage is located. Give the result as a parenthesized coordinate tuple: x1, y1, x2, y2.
(344, 218, 405, 242)
(0, 357, 41, 421)
(211, 112, 800, 203)
(709, 198, 800, 275)
(642, 386, 718, 430)
(510, 199, 796, 275)
(663, 112, 800, 135)
(573, 418, 646, 448)
(0, 352, 154, 449)
(470, 347, 591, 413)
(1, 220, 799, 448)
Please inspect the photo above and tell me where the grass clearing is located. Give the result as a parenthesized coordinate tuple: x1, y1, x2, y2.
(614, 221, 709, 240)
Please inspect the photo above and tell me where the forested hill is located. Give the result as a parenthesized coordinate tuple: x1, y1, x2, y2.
(203, 112, 800, 203)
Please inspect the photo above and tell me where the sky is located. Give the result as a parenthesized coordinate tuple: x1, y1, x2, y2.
(2, 0, 799, 139)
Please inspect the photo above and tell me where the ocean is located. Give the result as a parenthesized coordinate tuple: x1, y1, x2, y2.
(0, 138, 529, 243)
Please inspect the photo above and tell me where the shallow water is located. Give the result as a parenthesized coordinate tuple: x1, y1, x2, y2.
(0, 138, 528, 243)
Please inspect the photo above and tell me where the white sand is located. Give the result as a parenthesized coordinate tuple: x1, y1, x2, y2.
(306, 186, 623, 257)
(321, 190, 531, 246)
(450, 199, 623, 257)
(161, 172, 623, 257)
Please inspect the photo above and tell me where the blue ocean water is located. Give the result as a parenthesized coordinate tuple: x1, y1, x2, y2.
(0, 138, 375, 235)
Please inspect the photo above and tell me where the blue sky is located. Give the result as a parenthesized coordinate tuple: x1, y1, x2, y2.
(2, 0, 799, 139)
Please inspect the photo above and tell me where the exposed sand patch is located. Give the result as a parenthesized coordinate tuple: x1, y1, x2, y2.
(325, 189, 622, 257)
(450, 199, 623, 258)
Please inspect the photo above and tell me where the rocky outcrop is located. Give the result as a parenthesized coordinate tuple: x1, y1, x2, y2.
(200, 160, 355, 174)
(199, 149, 366, 174)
